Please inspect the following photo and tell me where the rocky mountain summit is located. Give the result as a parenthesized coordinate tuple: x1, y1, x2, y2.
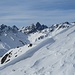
(19, 22, 48, 34)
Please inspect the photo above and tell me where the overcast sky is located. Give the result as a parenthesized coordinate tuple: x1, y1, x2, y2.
(0, 0, 75, 27)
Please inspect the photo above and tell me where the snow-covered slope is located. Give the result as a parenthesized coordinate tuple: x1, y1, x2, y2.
(27, 22, 71, 44)
(0, 22, 75, 75)
(0, 24, 29, 56)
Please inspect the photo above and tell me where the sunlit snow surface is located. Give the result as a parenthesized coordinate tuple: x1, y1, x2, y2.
(0, 25, 75, 75)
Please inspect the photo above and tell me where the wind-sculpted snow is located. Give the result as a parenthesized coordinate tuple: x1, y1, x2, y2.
(0, 22, 75, 75)
(0, 37, 55, 70)
(0, 22, 73, 56)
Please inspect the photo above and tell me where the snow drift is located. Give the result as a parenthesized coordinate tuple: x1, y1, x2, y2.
(0, 22, 75, 75)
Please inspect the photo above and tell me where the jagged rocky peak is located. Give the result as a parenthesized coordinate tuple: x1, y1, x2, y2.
(48, 22, 71, 32)
(0, 24, 7, 30)
(0, 24, 19, 34)
(58, 22, 71, 28)
(62, 22, 70, 24)
(20, 22, 48, 34)
(51, 22, 70, 28)
(20, 21, 72, 34)
(12, 25, 19, 30)
(36, 22, 48, 30)
(12, 25, 19, 33)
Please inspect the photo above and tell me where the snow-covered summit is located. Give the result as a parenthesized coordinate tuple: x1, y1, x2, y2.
(29, 21, 74, 43)
(49, 22, 71, 32)
(19, 22, 48, 34)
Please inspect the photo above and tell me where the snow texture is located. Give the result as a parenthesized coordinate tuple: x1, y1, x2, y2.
(0, 22, 75, 75)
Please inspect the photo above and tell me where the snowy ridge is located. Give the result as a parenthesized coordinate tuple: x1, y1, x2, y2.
(27, 21, 73, 44)
(0, 37, 55, 70)
(0, 21, 73, 57)
(0, 24, 29, 56)
(0, 32, 29, 56)
(0, 22, 75, 75)
(19, 22, 48, 34)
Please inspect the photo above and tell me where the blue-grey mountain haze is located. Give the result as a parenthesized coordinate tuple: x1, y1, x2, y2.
(0, 0, 75, 27)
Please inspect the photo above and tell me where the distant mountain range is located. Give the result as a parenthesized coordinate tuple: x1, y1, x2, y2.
(0, 21, 75, 75)
(0, 21, 74, 56)
(19, 22, 48, 34)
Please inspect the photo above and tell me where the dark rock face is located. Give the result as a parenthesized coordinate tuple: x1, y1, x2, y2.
(0, 24, 19, 34)
(36, 22, 41, 30)
(12, 25, 19, 33)
(36, 22, 48, 30)
(63, 22, 70, 24)
(20, 21, 71, 34)
(20, 22, 48, 34)
(38, 36, 44, 40)
(49, 22, 70, 32)
(1, 51, 12, 64)
(0, 24, 7, 30)
(28, 44, 32, 47)
(1, 54, 9, 64)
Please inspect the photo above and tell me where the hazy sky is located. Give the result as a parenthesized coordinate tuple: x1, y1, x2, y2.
(0, 0, 75, 27)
